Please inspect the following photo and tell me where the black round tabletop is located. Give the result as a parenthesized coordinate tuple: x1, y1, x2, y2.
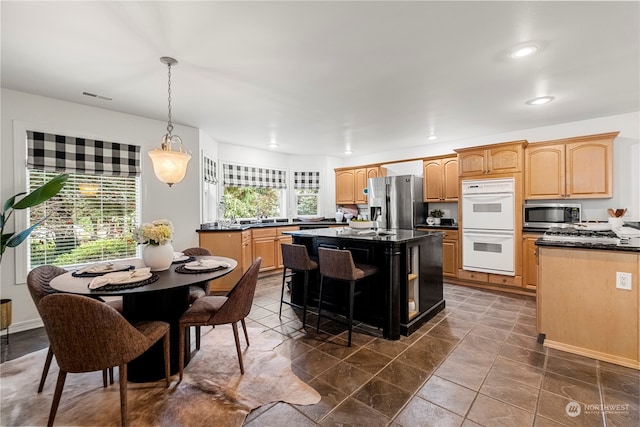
(50, 256, 238, 297)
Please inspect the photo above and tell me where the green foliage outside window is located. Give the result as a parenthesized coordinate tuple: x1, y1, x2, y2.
(222, 186, 281, 218)
(297, 190, 319, 215)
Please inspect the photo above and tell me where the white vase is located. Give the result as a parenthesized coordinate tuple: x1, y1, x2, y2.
(434, 218, 441, 225)
(142, 243, 174, 271)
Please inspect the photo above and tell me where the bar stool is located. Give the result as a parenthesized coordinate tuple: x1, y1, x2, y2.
(280, 243, 318, 328)
(316, 247, 378, 346)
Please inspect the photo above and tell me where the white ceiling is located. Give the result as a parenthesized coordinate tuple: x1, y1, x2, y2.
(2, 1, 639, 157)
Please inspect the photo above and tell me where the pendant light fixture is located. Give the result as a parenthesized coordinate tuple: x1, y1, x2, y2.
(148, 56, 191, 187)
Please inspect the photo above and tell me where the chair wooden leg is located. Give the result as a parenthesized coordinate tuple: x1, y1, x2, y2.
(316, 275, 324, 333)
(348, 280, 355, 347)
(231, 322, 245, 374)
(195, 326, 201, 350)
(102, 369, 108, 388)
(302, 271, 309, 328)
(178, 323, 185, 381)
(119, 364, 128, 427)
(109, 367, 114, 385)
(240, 318, 250, 346)
(163, 332, 170, 387)
(47, 370, 67, 427)
(38, 347, 54, 393)
(279, 268, 287, 318)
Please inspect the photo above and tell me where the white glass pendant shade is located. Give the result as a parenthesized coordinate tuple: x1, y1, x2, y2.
(149, 56, 191, 187)
(148, 148, 191, 187)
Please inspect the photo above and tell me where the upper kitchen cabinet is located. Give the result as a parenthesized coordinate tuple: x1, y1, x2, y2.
(336, 169, 356, 204)
(525, 132, 617, 200)
(455, 141, 527, 177)
(335, 165, 385, 204)
(423, 155, 458, 202)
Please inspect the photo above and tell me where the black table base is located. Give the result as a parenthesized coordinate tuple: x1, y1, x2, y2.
(123, 287, 190, 383)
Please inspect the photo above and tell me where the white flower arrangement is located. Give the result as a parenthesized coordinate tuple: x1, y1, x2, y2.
(133, 219, 174, 246)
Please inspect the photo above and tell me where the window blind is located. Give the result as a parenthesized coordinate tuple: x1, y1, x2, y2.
(223, 163, 287, 189)
(27, 131, 141, 177)
(28, 170, 139, 268)
(203, 156, 217, 184)
(293, 171, 320, 190)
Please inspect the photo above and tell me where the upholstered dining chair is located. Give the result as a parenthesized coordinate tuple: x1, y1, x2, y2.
(280, 243, 318, 328)
(181, 246, 212, 350)
(38, 293, 170, 427)
(26, 265, 122, 392)
(178, 257, 262, 378)
(316, 247, 379, 347)
(182, 247, 213, 303)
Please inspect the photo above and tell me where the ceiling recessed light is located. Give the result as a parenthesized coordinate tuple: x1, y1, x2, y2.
(268, 142, 279, 148)
(344, 149, 352, 155)
(509, 45, 538, 59)
(526, 96, 555, 105)
(427, 135, 437, 141)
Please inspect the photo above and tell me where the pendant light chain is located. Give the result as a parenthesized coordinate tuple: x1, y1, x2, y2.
(166, 63, 174, 135)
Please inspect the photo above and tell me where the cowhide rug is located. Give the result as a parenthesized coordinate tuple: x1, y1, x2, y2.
(0, 325, 320, 426)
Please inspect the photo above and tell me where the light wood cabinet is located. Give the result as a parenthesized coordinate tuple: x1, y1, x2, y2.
(336, 169, 356, 204)
(538, 247, 639, 369)
(198, 230, 252, 292)
(252, 228, 278, 272)
(456, 140, 527, 177)
(522, 233, 542, 290)
(423, 155, 458, 202)
(335, 166, 384, 204)
(525, 132, 617, 199)
(354, 168, 367, 204)
(275, 226, 298, 268)
(417, 228, 458, 278)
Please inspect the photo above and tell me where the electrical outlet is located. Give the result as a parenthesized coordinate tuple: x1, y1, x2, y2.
(616, 272, 632, 290)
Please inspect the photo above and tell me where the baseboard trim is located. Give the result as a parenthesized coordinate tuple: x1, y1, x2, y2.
(0, 318, 44, 336)
(544, 339, 640, 370)
(445, 278, 536, 297)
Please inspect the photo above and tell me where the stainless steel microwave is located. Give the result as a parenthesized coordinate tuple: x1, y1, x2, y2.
(523, 203, 581, 229)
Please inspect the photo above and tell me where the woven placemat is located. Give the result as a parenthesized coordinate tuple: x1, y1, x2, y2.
(175, 264, 229, 274)
(72, 265, 135, 278)
(172, 256, 196, 265)
(87, 273, 159, 291)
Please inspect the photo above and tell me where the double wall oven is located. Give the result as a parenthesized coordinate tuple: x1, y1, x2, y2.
(461, 178, 515, 276)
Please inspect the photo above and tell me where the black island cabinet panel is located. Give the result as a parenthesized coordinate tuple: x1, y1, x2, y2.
(283, 228, 445, 339)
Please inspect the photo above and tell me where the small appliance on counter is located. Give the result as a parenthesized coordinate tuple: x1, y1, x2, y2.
(523, 203, 581, 230)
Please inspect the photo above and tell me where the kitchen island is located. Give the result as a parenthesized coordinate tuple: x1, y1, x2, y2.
(283, 227, 444, 339)
(536, 236, 640, 369)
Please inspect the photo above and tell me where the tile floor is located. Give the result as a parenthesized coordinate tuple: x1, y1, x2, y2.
(2, 275, 638, 427)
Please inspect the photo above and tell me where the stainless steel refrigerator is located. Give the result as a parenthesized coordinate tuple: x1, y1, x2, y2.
(368, 175, 425, 229)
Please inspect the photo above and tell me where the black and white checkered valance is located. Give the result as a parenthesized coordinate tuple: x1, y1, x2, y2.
(223, 163, 287, 189)
(294, 171, 320, 190)
(26, 131, 141, 177)
(203, 156, 217, 184)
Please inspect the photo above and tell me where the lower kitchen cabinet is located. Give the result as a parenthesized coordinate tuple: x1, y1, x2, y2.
(276, 226, 297, 268)
(417, 228, 458, 279)
(522, 232, 542, 290)
(252, 228, 278, 272)
(198, 230, 252, 292)
(252, 225, 300, 272)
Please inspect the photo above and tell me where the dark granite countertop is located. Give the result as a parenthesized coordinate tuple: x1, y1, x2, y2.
(198, 219, 344, 232)
(283, 227, 442, 243)
(416, 224, 458, 230)
(535, 237, 640, 252)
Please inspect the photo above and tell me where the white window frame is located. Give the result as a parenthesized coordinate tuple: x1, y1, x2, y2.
(12, 121, 141, 284)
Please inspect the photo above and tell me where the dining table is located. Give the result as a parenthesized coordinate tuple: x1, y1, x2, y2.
(50, 256, 238, 382)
